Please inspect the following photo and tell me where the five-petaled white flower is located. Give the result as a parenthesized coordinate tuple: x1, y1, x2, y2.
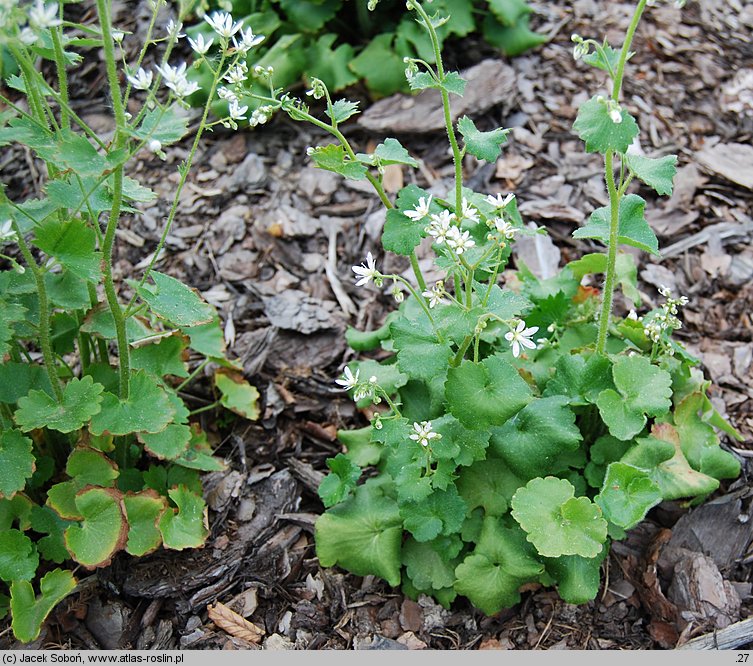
(404, 195, 432, 222)
(446, 226, 475, 255)
(494, 218, 516, 240)
(233, 27, 264, 53)
(127, 67, 153, 91)
(459, 198, 479, 224)
(188, 33, 214, 55)
(155, 62, 187, 86)
(422, 281, 447, 309)
(505, 320, 539, 358)
(352, 251, 379, 287)
(409, 421, 440, 447)
(335, 366, 359, 391)
(166, 19, 184, 39)
(203, 11, 243, 39)
(228, 99, 248, 121)
(0, 220, 17, 244)
(29, 0, 61, 29)
(224, 63, 248, 85)
(486, 193, 515, 210)
(426, 209, 454, 244)
(167, 76, 200, 99)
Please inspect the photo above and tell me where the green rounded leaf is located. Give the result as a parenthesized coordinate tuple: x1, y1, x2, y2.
(315, 481, 403, 587)
(625, 153, 678, 196)
(511, 477, 607, 558)
(596, 462, 662, 529)
(214, 369, 260, 420)
(89, 370, 175, 436)
(544, 551, 607, 605)
(158, 485, 209, 550)
(457, 115, 510, 163)
(15, 376, 105, 434)
(29, 506, 70, 564)
(454, 517, 544, 615)
(139, 423, 191, 461)
(66, 447, 119, 488)
(135, 271, 216, 328)
(446, 354, 532, 430)
(123, 490, 167, 557)
(32, 217, 102, 283)
(64, 487, 127, 569)
(10, 568, 76, 643)
(456, 457, 522, 517)
(400, 486, 467, 543)
(573, 94, 640, 154)
(318, 453, 362, 508)
(402, 535, 463, 592)
(0, 529, 38, 581)
(0, 429, 35, 499)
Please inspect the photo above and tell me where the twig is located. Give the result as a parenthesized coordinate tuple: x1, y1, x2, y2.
(675, 617, 753, 650)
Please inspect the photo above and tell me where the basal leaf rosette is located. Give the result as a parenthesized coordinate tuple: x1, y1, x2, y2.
(64, 486, 128, 569)
(14, 375, 105, 434)
(454, 517, 544, 615)
(0, 429, 35, 499)
(10, 568, 76, 644)
(315, 481, 403, 587)
(596, 355, 672, 441)
(511, 477, 607, 559)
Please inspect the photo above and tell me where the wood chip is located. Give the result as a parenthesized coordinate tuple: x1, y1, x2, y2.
(207, 601, 265, 644)
(696, 142, 753, 189)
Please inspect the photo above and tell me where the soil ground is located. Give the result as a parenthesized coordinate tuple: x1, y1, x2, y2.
(2, 0, 753, 652)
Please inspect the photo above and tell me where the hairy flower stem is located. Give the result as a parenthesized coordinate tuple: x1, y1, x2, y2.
(596, 0, 648, 355)
(410, 1, 463, 211)
(96, 0, 132, 398)
(9, 220, 63, 401)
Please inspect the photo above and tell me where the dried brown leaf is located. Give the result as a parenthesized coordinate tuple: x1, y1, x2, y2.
(207, 602, 265, 644)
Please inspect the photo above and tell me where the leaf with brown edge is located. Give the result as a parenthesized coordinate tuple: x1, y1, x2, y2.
(64, 486, 127, 569)
(122, 490, 167, 557)
(207, 601, 265, 644)
(213, 369, 260, 421)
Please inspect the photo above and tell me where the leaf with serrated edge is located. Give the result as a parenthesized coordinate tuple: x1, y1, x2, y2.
(511, 476, 607, 558)
(400, 486, 467, 542)
(573, 194, 659, 256)
(446, 354, 532, 430)
(402, 535, 463, 592)
(543, 551, 607, 605)
(0, 430, 35, 499)
(89, 370, 175, 436)
(572, 95, 640, 154)
(158, 485, 209, 550)
(214, 369, 260, 421)
(64, 487, 127, 569)
(0, 529, 38, 581)
(456, 457, 522, 516)
(457, 116, 510, 163)
(596, 462, 662, 529)
(14, 376, 105, 434)
(10, 568, 76, 643)
(32, 218, 102, 283)
(318, 453, 361, 508)
(315, 481, 402, 586)
(139, 424, 191, 461)
(625, 153, 677, 196)
(123, 490, 167, 557)
(135, 271, 216, 328)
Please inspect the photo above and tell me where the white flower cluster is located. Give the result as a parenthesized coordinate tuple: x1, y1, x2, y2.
(484, 193, 518, 244)
(422, 281, 447, 309)
(406, 197, 478, 256)
(641, 285, 689, 346)
(334, 367, 380, 403)
(6, 0, 61, 45)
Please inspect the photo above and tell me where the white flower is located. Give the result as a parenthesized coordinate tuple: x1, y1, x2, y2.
(224, 63, 248, 85)
(112, 30, 125, 43)
(494, 218, 516, 240)
(167, 76, 200, 99)
(607, 100, 623, 124)
(155, 62, 187, 86)
(217, 86, 238, 103)
(0, 220, 17, 244)
(19, 27, 38, 45)
(505, 320, 539, 358)
(446, 226, 475, 255)
(204, 10, 243, 39)
(28, 0, 61, 29)
(404, 195, 432, 222)
(233, 26, 264, 53)
(166, 18, 184, 39)
(335, 366, 359, 391)
(409, 421, 440, 447)
(127, 67, 153, 91)
(486, 193, 515, 210)
(459, 198, 479, 224)
(422, 281, 447, 309)
(249, 107, 273, 126)
(187, 33, 213, 55)
(148, 139, 162, 153)
(228, 99, 248, 121)
(352, 251, 379, 287)
(426, 209, 454, 244)
(658, 284, 671, 298)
